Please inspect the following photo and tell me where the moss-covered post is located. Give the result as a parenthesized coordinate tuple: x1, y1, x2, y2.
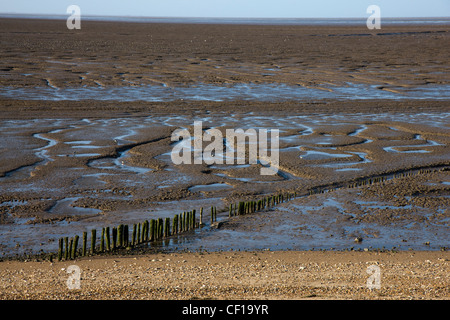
(90, 229, 96, 254)
(164, 217, 170, 238)
(139, 222, 143, 244)
(82, 231, 87, 256)
(58, 238, 64, 261)
(73, 235, 79, 259)
(143, 220, 149, 242)
(64, 237, 69, 260)
(158, 218, 163, 240)
(123, 224, 129, 248)
(112, 227, 117, 250)
(156, 218, 160, 239)
(68, 238, 73, 260)
(105, 227, 111, 252)
(100, 228, 105, 252)
(132, 224, 137, 246)
(155, 219, 160, 241)
(149, 219, 155, 241)
(131, 224, 136, 246)
(136, 222, 141, 244)
(117, 224, 123, 248)
(172, 215, 178, 235)
(188, 211, 192, 230)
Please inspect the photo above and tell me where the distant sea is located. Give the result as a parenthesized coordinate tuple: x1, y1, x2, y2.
(1, 14, 449, 25)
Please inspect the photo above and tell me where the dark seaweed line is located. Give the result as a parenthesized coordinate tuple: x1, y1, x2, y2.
(47, 162, 448, 262)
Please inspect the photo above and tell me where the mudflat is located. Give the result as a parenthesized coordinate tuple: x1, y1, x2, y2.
(0, 18, 449, 300)
(1, 18, 448, 90)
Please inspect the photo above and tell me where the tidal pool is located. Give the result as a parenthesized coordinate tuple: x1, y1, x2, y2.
(188, 183, 234, 193)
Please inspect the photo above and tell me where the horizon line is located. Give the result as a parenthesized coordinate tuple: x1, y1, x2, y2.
(1, 13, 450, 20)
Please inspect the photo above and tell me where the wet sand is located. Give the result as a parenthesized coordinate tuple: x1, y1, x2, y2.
(0, 18, 449, 300)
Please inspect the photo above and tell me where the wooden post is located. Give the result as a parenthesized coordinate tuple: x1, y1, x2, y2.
(139, 222, 144, 244)
(172, 215, 178, 235)
(143, 220, 149, 242)
(117, 224, 123, 248)
(90, 229, 96, 254)
(123, 225, 129, 248)
(73, 235, 79, 259)
(132, 224, 137, 246)
(164, 217, 170, 238)
(58, 238, 64, 261)
(142, 222, 146, 243)
(156, 218, 160, 240)
(68, 238, 73, 260)
(82, 231, 87, 256)
(158, 218, 163, 239)
(137, 222, 141, 244)
(112, 227, 117, 250)
(64, 237, 69, 260)
(100, 228, 105, 252)
(150, 219, 155, 241)
(105, 227, 111, 251)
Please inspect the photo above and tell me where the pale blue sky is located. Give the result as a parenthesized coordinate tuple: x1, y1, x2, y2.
(1, 0, 449, 18)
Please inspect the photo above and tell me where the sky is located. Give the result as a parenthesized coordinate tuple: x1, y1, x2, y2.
(1, 0, 449, 18)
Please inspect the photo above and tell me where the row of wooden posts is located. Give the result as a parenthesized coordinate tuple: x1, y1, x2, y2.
(58, 210, 200, 261)
(229, 192, 295, 217)
(56, 191, 297, 261)
(345, 168, 438, 190)
(56, 167, 445, 261)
